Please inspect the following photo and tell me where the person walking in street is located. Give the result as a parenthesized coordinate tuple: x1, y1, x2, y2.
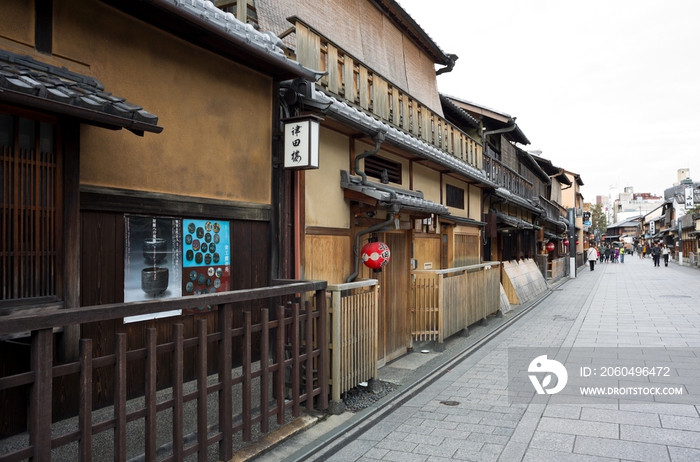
(619, 244, 625, 263)
(598, 243, 605, 264)
(587, 244, 598, 271)
(662, 244, 670, 266)
(651, 242, 661, 267)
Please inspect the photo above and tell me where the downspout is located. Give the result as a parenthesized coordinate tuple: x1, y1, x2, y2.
(345, 212, 396, 283)
(355, 130, 387, 186)
(481, 119, 518, 158)
(346, 130, 399, 283)
(436, 54, 458, 76)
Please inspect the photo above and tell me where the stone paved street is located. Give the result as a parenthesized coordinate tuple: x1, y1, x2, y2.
(318, 256, 700, 462)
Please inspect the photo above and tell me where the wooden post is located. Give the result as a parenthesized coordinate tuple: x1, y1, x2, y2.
(218, 305, 233, 460)
(78, 338, 93, 462)
(114, 333, 127, 462)
(172, 324, 184, 461)
(29, 329, 52, 461)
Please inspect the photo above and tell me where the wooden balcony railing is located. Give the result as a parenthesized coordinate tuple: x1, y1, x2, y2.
(0, 280, 327, 462)
(412, 262, 501, 345)
(482, 153, 534, 199)
(327, 279, 379, 410)
(293, 20, 482, 170)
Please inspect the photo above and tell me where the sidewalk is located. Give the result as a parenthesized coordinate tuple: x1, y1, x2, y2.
(265, 255, 700, 462)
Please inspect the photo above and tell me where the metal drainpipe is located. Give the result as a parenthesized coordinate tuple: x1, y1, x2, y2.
(346, 130, 399, 283)
(345, 212, 396, 283)
(481, 120, 517, 158)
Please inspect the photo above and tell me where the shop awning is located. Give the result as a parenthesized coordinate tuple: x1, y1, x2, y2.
(340, 170, 449, 215)
(0, 49, 162, 135)
(495, 211, 535, 230)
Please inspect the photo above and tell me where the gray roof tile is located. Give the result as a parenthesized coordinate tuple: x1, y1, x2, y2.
(0, 48, 161, 133)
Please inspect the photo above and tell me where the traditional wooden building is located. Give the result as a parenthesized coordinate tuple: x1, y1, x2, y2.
(0, 0, 319, 439)
(255, 0, 499, 364)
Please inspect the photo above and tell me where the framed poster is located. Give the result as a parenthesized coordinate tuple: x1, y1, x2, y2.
(124, 215, 183, 323)
(181, 219, 231, 313)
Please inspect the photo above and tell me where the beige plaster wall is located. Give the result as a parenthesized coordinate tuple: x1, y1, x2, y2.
(305, 128, 351, 228)
(412, 163, 440, 205)
(468, 186, 482, 221)
(46, 0, 274, 204)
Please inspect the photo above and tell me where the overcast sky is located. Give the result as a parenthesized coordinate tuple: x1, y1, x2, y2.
(396, 0, 700, 201)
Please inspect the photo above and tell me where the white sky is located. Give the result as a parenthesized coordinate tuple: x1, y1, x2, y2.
(396, 0, 700, 200)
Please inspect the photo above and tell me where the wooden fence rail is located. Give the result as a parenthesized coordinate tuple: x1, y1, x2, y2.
(327, 279, 378, 412)
(0, 280, 327, 462)
(412, 262, 501, 345)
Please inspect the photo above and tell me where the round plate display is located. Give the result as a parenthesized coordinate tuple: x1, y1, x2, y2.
(185, 235, 192, 245)
(213, 223, 220, 233)
(197, 273, 205, 285)
(196, 227, 204, 238)
(185, 282, 194, 293)
(186, 250, 194, 261)
(188, 223, 196, 233)
(213, 234, 220, 244)
(207, 267, 214, 277)
(213, 253, 220, 263)
(192, 240, 200, 251)
(215, 268, 222, 278)
(195, 253, 203, 264)
(204, 253, 212, 264)
(205, 233, 212, 243)
(189, 270, 197, 281)
(205, 221, 213, 232)
(214, 278, 221, 289)
(205, 278, 212, 287)
(208, 243, 216, 253)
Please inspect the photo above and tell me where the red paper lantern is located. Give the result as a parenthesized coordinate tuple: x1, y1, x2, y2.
(361, 241, 391, 270)
(563, 239, 569, 246)
(575, 239, 580, 246)
(546, 242, 555, 252)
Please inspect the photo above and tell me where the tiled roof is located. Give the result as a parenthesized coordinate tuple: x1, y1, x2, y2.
(309, 90, 496, 189)
(0, 49, 161, 134)
(340, 170, 449, 215)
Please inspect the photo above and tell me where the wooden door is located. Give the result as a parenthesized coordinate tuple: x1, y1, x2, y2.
(376, 231, 410, 363)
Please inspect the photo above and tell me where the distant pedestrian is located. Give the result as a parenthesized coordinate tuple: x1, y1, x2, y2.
(604, 246, 611, 263)
(662, 245, 670, 266)
(587, 245, 598, 271)
(598, 244, 605, 263)
(619, 245, 625, 263)
(651, 243, 661, 267)
(614, 247, 620, 263)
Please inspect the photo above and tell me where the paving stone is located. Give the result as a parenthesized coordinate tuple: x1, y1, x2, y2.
(522, 447, 621, 462)
(668, 446, 700, 461)
(660, 414, 700, 431)
(620, 423, 700, 449)
(579, 407, 661, 427)
(574, 435, 669, 462)
(529, 430, 575, 452)
(537, 416, 619, 438)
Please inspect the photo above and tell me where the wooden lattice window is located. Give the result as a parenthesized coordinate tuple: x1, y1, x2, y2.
(446, 184, 465, 210)
(365, 155, 401, 185)
(1, 113, 60, 302)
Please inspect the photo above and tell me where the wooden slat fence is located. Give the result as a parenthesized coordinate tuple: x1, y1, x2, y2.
(412, 262, 501, 345)
(327, 279, 378, 406)
(0, 280, 327, 462)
